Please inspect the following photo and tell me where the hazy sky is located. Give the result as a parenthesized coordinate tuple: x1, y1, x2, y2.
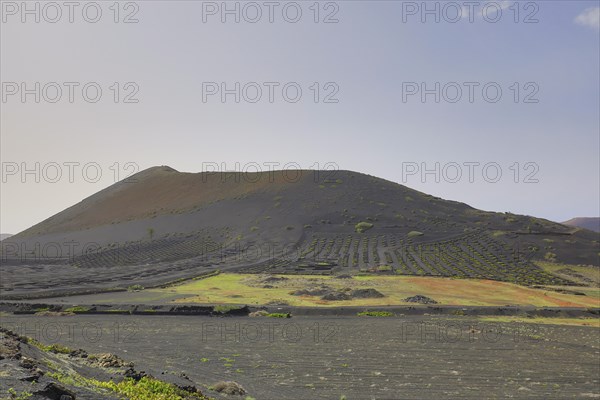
(1, 0, 599, 234)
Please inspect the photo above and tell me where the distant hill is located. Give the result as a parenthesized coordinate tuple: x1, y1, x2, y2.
(1, 166, 598, 299)
(0, 234, 12, 241)
(562, 218, 600, 233)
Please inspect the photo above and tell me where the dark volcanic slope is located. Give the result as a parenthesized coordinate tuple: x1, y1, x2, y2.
(562, 217, 600, 233)
(1, 167, 598, 298)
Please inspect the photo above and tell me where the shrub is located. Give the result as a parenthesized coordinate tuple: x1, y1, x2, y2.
(355, 222, 374, 233)
(46, 343, 73, 354)
(100, 376, 206, 399)
(267, 313, 291, 318)
(357, 311, 393, 317)
(407, 231, 424, 238)
(7, 389, 32, 400)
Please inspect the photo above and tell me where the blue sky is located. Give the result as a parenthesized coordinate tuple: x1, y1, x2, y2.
(1, 0, 599, 234)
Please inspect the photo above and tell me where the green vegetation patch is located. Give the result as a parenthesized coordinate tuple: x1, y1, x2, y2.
(355, 222, 374, 233)
(6, 388, 32, 399)
(407, 231, 424, 238)
(214, 304, 244, 314)
(266, 313, 291, 318)
(99, 377, 206, 400)
(357, 311, 394, 317)
(48, 370, 207, 400)
(164, 273, 600, 308)
(26, 338, 73, 354)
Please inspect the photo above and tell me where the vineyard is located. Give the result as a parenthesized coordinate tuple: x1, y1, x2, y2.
(240, 230, 574, 286)
(1, 228, 576, 296)
(71, 232, 224, 269)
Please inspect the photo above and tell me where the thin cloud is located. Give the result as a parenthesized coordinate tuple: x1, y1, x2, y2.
(574, 7, 600, 30)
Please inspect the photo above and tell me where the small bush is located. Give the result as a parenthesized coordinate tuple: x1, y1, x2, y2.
(355, 222, 374, 233)
(46, 343, 73, 354)
(100, 376, 205, 399)
(7, 389, 32, 400)
(267, 313, 291, 318)
(357, 311, 393, 317)
(407, 231, 424, 238)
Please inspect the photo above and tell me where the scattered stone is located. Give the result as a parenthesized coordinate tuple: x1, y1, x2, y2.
(19, 357, 35, 369)
(290, 288, 331, 296)
(350, 288, 385, 299)
(33, 382, 76, 400)
(553, 288, 586, 296)
(178, 384, 202, 394)
(321, 292, 351, 301)
(0, 332, 21, 360)
(249, 310, 269, 317)
(69, 349, 88, 358)
(34, 311, 76, 317)
(260, 275, 288, 283)
(20, 367, 44, 382)
(124, 367, 147, 381)
(89, 353, 132, 368)
(404, 295, 438, 304)
(211, 380, 246, 395)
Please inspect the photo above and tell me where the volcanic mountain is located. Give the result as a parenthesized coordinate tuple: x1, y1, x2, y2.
(562, 217, 600, 233)
(2, 166, 598, 298)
